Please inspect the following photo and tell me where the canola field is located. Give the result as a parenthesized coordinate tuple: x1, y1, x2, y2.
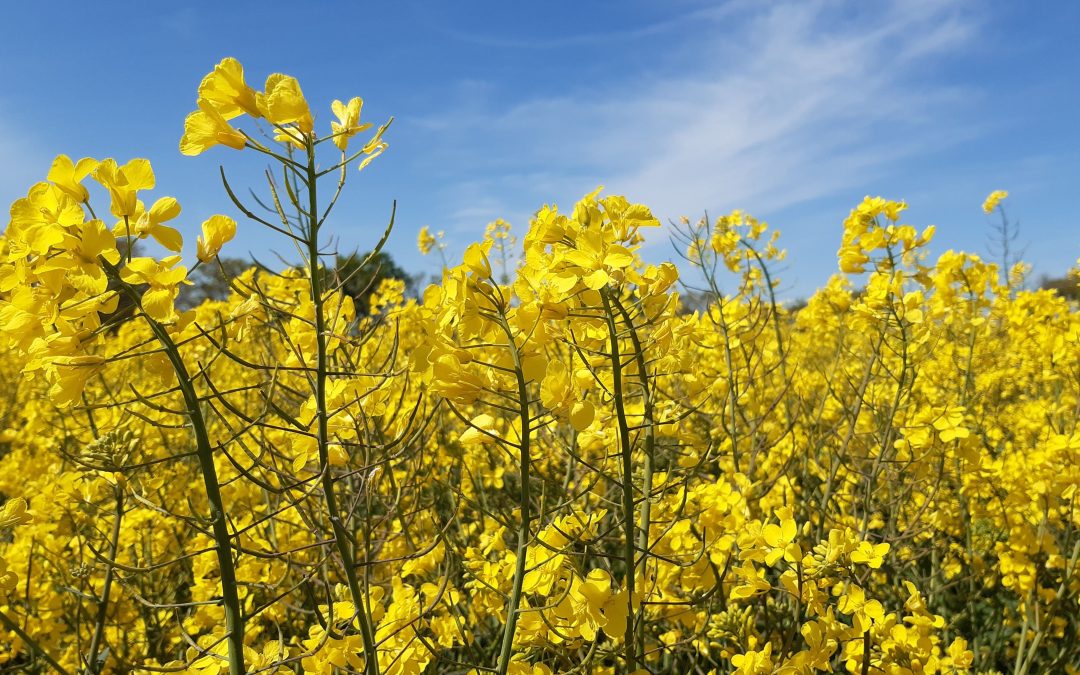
(0, 59, 1078, 675)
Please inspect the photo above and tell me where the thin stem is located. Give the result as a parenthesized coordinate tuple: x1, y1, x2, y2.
(611, 294, 654, 662)
(100, 259, 246, 675)
(85, 488, 124, 674)
(304, 139, 380, 675)
(494, 309, 534, 675)
(601, 288, 637, 671)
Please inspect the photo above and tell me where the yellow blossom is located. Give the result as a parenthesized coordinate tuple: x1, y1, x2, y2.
(119, 255, 190, 323)
(47, 154, 98, 203)
(197, 56, 261, 119)
(982, 189, 1008, 214)
(180, 100, 248, 156)
(196, 214, 237, 262)
(262, 73, 313, 134)
(330, 97, 373, 151)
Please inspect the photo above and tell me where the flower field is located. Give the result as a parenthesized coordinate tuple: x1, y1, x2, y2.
(0, 59, 1078, 674)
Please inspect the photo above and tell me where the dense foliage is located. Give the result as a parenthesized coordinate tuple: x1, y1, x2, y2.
(1, 59, 1078, 675)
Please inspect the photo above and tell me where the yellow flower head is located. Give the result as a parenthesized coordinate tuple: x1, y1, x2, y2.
(0, 498, 32, 529)
(196, 214, 237, 262)
(47, 154, 98, 203)
(417, 226, 437, 255)
(262, 73, 313, 135)
(330, 97, 373, 151)
(117, 197, 183, 252)
(180, 100, 248, 156)
(197, 57, 261, 120)
(92, 158, 155, 218)
(982, 189, 1008, 214)
(119, 255, 190, 323)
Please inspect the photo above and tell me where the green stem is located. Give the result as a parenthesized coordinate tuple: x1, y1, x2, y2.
(494, 311, 534, 675)
(85, 488, 124, 674)
(304, 143, 380, 675)
(601, 288, 637, 671)
(611, 295, 654, 662)
(861, 630, 871, 675)
(1016, 538, 1080, 675)
(101, 260, 245, 675)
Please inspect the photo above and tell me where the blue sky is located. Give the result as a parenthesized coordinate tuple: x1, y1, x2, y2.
(2, 0, 1077, 298)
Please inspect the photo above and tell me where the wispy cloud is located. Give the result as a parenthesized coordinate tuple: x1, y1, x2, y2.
(414, 2, 738, 50)
(413, 0, 982, 243)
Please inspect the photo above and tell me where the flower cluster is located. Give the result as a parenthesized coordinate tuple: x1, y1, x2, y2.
(0, 58, 1077, 675)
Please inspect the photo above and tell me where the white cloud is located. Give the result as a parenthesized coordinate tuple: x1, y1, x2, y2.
(414, 0, 982, 246)
(414, 2, 740, 50)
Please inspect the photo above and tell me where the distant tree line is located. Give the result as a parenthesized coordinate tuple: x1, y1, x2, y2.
(1039, 273, 1079, 302)
(178, 251, 415, 314)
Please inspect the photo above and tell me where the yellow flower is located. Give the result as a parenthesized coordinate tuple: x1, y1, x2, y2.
(36, 219, 120, 295)
(45, 354, 107, 408)
(92, 158, 156, 218)
(196, 214, 237, 262)
(429, 353, 486, 404)
(982, 189, 1008, 214)
(731, 643, 773, 674)
(0, 558, 17, 600)
(180, 100, 248, 156)
(356, 139, 388, 172)
(507, 660, 552, 675)
(837, 583, 885, 625)
(569, 400, 594, 432)
(762, 512, 801, 566)
(795, 620, 837, 670)
(730, 562, 771, 599)
(0, 498, 31, 529)
(458, 414, 499, 446)
(115, 197, 184, 251)
(47, 154, 98, 203)
(570, 569, 631, 641)
(330, 97, 373, 151)
(119, 256, 190, 323)
(262, 73, 313, 135)
(463, 241, 493, 278)
(850, 540, 890, 569)
(945, 637, 975, 668)
(0, 286, 49, 349)
(838, 244, 870, 274)
(418, 226, 437, 255)
(197, 57, 261, 119)
(932, 407, 970, 443)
